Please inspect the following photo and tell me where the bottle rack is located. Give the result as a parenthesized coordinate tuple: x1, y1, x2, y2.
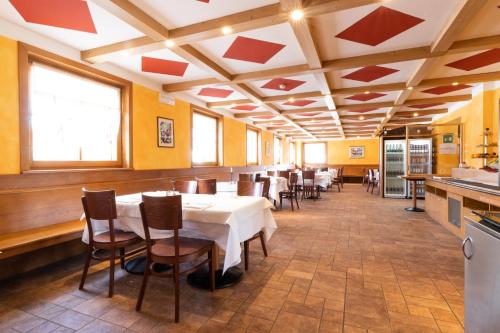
(472, 128, 498, 167)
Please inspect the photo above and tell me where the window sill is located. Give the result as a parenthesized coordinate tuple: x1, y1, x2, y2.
(22, 167, 134, 174)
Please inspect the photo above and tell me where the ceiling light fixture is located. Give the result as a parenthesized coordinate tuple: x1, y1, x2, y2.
(364, 91, 370, 94)
(290, 9, 304, 21)
(222, 26, 233, 35)
(359, 116, 365, 120)
(164, 39, 175, 48)
(230, 103, 236, 108)
(279, 83, 287, 90)
(407, 86, 413, 90)
(413, 112, 419, 117)
(452, 82, 459, 86)
(288, 97, 295, 103)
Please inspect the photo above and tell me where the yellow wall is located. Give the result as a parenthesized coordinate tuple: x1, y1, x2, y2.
(223, 117, 246, 167)
(132, 84, 192, 170)
(261, 131, 274, 166)
(0, 36, 20, 174)
(327, 139, 379, 165)
(433, 90, 499, 170)
(281, 137, 290, 165)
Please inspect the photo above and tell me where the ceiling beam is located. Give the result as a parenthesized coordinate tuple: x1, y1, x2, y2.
(394, 109, 448, 118)
(161, 34, 500, 92)
(388, 117, 433, 125)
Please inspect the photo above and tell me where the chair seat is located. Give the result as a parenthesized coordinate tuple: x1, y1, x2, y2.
(152, 237, 213, 258)
(94, 230, 141, 244)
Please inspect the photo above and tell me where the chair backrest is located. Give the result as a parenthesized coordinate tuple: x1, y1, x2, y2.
(267, 170, 276, 177)
(289, 173, 299, 186)
(197, 179, 216, 194)
(237, 181, 264, 197)
(277, 170, 290, 181)
(239, 173, 256, 182)
(255, 173, 261, 182)
(173, 180, 198, 194)
(259, 177, 271, 198)
(320, 167, 328, 172)
(302, 170, 316, 186)
(81, 189, 117, 243)
(140, 194, 183, 256)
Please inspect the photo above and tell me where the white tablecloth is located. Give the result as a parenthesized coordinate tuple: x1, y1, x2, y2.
(217, 177, 288, 201)
(82, 192, 277, 273)
(297, 172, 331, 188)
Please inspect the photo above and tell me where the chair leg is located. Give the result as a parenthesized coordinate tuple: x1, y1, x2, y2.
(244, 241, 249, 271)
(295, 193, 300, 210)
(290, 195, 294, 211)
(174, 264, 180, 323)
(337, 183, 341, 192)
(259, 231, 268, 257)
(119, 248, 125, 269)
(108, 249, 115, 297)
(79, 246, 93, 290)
(136, 258, 151, 311)
(279, 195, 283, 210)
(209, 246, 216, 292)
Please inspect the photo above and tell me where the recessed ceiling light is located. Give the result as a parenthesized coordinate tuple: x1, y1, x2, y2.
(222, 26, 233, 35)
(407, 86, 414, 90)
(230, 103, 236, 108)
(359, 116, 365, 120)
(164, 39, 175, 48)
(413, 112, 419, 117)
(279, 83, 287, 90)
(290, 9, 304, 21)
(288, 97, 295, 103)
(364, 91, 370, 94)
(452, 82, 459, 86)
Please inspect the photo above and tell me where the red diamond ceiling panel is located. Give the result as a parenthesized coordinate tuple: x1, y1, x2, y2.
(261, 78, 306, 91)
(335, 6, 424, 46)
(198, 87, 233, 98)
(223, 36, 286, 64)
(446, 49, 500, 71)
(299, 112, 321, 117)
(421, 84, 471, 95)
(283, 100, 316, 107)
(197, 0, 209, 3)
(141, 57, 189, 77)
(9, 0, 97, 33)
(231, 105, 257, 111)
(342, 66, 399, 82)
(253, 115, 276, 119)
(409, 103, 444, 109)
(345, 93, 386, 102)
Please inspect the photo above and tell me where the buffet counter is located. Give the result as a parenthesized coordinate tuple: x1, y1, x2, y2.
(425, 176, 500, 238)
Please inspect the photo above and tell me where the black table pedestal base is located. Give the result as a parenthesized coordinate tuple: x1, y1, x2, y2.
(405, 207, 425, 212)
(187, 266, 243, 290)
(124, 256, 171, 275)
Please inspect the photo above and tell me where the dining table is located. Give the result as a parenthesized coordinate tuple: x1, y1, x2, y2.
(82, 191, 277, 289)
(216, 176, 288, 201)
(297, 171, 332, 189)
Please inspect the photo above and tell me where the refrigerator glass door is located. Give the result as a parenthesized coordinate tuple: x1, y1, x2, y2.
(464, 222, 500, 333)
(409, 138, 432, 198)
(384, 140, 406, 198)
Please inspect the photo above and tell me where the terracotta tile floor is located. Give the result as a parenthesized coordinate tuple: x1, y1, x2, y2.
(0, 185, 464, 332)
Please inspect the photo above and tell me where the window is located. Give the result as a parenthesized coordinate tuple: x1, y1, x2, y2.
(304, 143, 326, 164)
(30, 63, 121, 164)
(192, 110, 219, 166)
(246, 128, 259, 165)
(274, 136, 282, 165)
(19, 43, 131, 171)
(289, 142, 296, 164)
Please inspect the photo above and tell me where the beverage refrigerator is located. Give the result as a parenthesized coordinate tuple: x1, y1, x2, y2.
(408, 139, 433, 199)
(384, 140, 407, 198)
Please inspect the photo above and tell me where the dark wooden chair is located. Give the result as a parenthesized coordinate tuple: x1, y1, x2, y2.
(197, 179, 216, 194)
(173, 180, 197, 194)
(80, 189, 142, 297)
(277, 170, 290, 181)
(302, 170, 320, 200)
(135, 194, 215, 322)
(362, 168, 369, 187)
(239, 173, 256, 182)
(259, 176, 271, 200)
(339, 167, 345, 188)
(331, 168, 341, 192)
(236, 181, 268, 270)
(267, 170, 276, 177)
(279, 172, 300, 211)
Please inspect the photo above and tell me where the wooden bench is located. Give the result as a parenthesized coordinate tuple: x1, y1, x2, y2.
(0, 220, 85, 260)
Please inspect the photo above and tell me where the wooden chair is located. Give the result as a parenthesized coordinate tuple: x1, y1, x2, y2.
(259, 177, 271, 200)
(236, 181, 268, 270)
(173, 180, 197, 194)
(197, 179, 216, 194)
(279, 172, 300, 211)
(331, 169, 341, 192)
(339, 167, 345, 188)
(135, 194, 215, 322)
(371, 169, 380, 194)
(277, 170, 290, 182)
(302, 170, 320, 200)
(362, 168, 369, 187)
(267, 170, 276, 177)
(80, 189, 142, 297)
(239, 173, 256, 182)
(255, 173, 261, 182)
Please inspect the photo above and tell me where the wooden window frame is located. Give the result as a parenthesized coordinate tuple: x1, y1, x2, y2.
(18, 42, 132, 172)
(302, 142, 328, 166)
(190, 106, 222, 167)
(246, 125, 260, 166)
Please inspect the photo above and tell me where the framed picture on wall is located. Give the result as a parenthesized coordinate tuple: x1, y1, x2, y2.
(349, 146, 364, 159)
(157, 117, 174, 148)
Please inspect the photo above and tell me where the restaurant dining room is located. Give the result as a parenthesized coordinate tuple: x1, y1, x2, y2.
(2, 0, 500, 332)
